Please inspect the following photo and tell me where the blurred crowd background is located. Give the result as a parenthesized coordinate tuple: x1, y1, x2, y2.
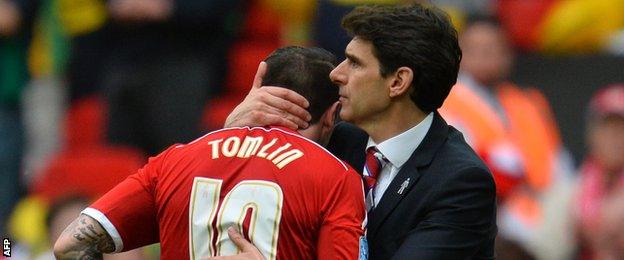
(1, 0, 624, 259)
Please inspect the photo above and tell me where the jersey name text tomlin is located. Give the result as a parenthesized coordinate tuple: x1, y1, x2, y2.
(208, 136, 304, 169)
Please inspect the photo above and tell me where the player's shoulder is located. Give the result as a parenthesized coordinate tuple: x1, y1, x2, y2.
(172, 126, 353, 171)
(264, 127, 352, 171)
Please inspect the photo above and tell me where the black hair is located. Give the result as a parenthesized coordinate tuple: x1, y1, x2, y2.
(263, 46, 339, 124)
(342, 4, 462, 112)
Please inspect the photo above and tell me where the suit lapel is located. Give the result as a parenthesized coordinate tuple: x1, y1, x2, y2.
(367, 156, 423, 237)
(367, 112, 450, 238)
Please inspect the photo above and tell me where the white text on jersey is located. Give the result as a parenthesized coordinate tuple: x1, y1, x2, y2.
(208, 136, 304, 169)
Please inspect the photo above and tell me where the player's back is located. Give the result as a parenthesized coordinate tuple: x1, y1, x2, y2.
(153, 126, 365, 259)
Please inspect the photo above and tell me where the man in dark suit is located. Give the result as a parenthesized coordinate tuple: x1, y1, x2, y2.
(222, 4, 496, 259)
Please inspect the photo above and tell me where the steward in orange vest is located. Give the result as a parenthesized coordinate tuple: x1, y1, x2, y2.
(441, 75, 574, 242)
(441, 76, 568, 199)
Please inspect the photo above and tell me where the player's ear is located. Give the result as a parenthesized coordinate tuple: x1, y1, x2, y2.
(322, 102, 340, 130)
(317, 102, 340, 147)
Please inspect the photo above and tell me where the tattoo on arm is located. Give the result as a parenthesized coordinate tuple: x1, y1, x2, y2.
(56, 214, 116, 259)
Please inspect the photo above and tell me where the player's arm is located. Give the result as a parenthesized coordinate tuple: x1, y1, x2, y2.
(54, 214, 115, 259)
(54, 146, 172, 259)
(53, 173, 159, 259)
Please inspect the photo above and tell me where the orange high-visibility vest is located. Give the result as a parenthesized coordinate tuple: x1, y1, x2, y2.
(441, 81, 564, 229)
(441, 82, 562, 193)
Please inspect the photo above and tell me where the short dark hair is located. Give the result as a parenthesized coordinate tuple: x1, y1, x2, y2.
(263, 46, 339, 124)
(342, 4, 462, 112)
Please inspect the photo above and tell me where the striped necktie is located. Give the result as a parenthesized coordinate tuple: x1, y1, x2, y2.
(363, 147, 383, 210)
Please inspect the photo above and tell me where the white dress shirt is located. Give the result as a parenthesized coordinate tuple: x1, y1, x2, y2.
(366, 112, 433, 207)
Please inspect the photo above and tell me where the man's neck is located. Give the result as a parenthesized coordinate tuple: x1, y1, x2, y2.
(359, 99, 427, 143)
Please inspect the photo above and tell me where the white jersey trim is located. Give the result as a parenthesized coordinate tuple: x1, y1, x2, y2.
(182, 126, 256, 147)
(81, 207, 124, 253)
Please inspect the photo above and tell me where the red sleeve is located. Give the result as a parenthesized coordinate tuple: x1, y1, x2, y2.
(83, 146, 175, 252)
(317, 168, 366, 260)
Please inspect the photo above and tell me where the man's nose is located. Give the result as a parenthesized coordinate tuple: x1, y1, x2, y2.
(330, 61, 347, 85)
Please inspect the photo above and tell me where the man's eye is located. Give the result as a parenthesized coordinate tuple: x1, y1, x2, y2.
(349, 60, 359, 68)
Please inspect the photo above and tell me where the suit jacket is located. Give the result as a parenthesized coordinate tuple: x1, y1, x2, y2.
(327, 112, 497, 259)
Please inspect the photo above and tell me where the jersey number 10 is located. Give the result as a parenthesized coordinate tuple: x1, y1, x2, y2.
(189, 177, 284, 260)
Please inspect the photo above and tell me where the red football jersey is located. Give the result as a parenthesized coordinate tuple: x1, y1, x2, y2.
(83, 126, 366, 260)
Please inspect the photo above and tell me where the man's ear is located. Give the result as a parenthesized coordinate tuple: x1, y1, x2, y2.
(389, 67, 413, 98)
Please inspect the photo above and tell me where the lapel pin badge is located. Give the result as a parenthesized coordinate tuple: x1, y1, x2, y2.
(397, 178, 410, 194)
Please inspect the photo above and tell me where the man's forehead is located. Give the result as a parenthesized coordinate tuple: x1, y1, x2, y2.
(345, 37, 373, 57)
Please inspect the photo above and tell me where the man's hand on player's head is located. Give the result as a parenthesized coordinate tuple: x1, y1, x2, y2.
(203, 227, 265, 260)
(224, 62, 312, 130)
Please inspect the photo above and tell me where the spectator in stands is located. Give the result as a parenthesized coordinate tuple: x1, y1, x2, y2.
(21, 0, 70, 185)
(101, 0, 241, 155)
(439, 15, 574, 258)
(30, 196, 147, 259)
(595, 189, 624, 260)
(0, 0, 37, 236)
(576, 84, 624, 259)
(313, 0, 355, 61)
(441, 16, 524, 199)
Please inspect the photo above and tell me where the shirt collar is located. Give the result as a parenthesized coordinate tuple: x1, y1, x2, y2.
(269, 125, 300, 135)
(366, 112, 434, 168)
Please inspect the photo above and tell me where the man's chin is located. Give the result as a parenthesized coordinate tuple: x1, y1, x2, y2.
(339, 110, 352, 122)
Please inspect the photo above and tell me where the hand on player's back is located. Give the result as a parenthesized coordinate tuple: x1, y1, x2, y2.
(224, 62, 312, 130)
(203, 227, 265, 260)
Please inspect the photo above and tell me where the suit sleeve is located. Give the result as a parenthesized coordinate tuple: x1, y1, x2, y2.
(83, 147, 176, 252)
(392, 166, 497, 259)
(317, 168, 366, 260)
(327, 122, 368, 171)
